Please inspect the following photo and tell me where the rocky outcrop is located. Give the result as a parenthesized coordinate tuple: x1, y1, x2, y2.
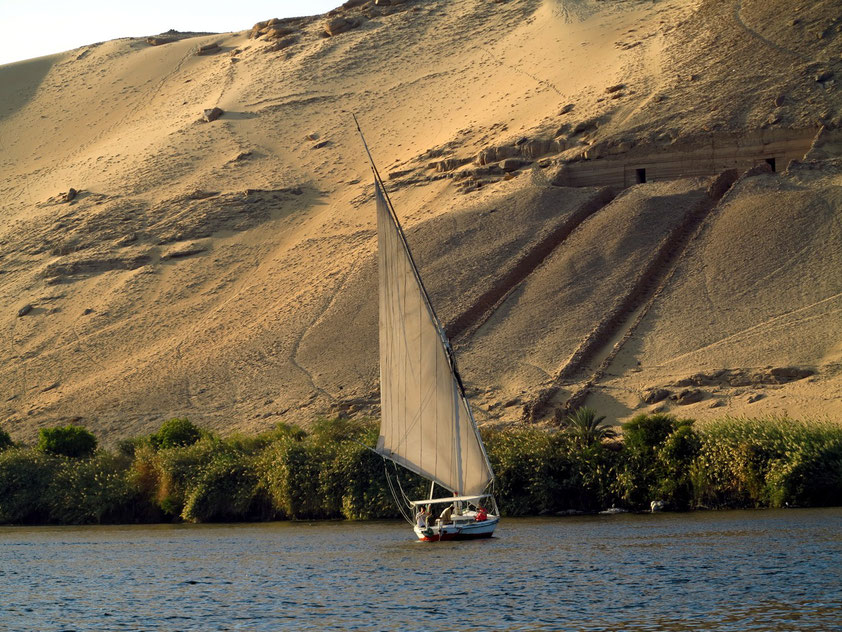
(143, 30, 209, 46)
(43, 252, 153, 280)
(162, 244, 207, 260)
(429, 156, 473, 172)
(146, 36, 175, 46)
(571, 117, 601, 136)
(521, 138, 565, 160)
(9, 188, 301, 271)
(501, 158, 524, 172)
(673, 367, 814, 387)
(804, 127, 842, 161)
(264, 26, 297, 40)
(673, 388, 705, 405)
(324, 17, 360, 37)
(250, 16, 311, 39)
(201, 107, 224, 123)
(642, 388, 670, 404)
(196, 42, 221, 56)
(147, 188, 302, 243)
(476, 144, 520, 166)
(265, 36, 299, 53)
(475, 138, 565, 167)
(186, 189, 219, 200)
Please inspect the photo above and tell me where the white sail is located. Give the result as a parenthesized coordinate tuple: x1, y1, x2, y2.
(374, 180, 493, 497)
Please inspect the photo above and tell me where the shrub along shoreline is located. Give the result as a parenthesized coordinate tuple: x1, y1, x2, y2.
(0, 412, 841, 525)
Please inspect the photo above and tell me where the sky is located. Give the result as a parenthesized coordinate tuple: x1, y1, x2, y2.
(0, 0, 340, 66)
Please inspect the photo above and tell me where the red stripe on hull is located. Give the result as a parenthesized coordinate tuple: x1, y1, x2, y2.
(418, 531, 495, 541)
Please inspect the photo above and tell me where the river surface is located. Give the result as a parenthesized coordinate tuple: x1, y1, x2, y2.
(1, 508, 840, 631)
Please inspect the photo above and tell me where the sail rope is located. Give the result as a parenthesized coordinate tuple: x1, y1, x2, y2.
(384, 462, 415, 525)
(391, 461, 415, 513)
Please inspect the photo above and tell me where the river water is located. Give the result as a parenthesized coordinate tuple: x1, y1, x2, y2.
(1, 508, 840, 631)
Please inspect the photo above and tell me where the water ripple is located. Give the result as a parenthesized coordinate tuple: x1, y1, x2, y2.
(0, 509, 840, 631)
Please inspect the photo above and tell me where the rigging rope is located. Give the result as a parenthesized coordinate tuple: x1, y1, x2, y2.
(385, 462, 414, 526)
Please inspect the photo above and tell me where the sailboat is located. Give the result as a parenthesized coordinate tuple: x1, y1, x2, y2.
(357, 118, 500, 541)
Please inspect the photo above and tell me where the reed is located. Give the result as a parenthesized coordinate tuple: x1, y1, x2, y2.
(0, 414, 840, 525)
(483, 426, 621, 514)
(692, 416, 842, 508)
(0, 448, 145, 524)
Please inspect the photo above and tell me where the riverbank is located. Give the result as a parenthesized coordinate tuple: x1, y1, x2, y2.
(1, 413, 841, 525)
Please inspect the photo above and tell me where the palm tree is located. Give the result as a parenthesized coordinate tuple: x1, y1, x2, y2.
(563, 407, 617, 448)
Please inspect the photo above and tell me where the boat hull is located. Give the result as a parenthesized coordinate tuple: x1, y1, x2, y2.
(414, 516, 499, 541)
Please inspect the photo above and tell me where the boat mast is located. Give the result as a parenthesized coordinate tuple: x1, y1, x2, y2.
(352, 114, 448, 345)
(453, 381, 464, 496)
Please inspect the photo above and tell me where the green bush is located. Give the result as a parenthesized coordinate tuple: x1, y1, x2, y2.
(692, 417, 842, 508)
(310, 416, 370, 444)
(0, 448, 145, 524)
(182, 451, 269, 522)
(328, 441, 404, 520)
(484, 427, 597, 515)
(260, 437, 326, 519)
(254, 417, 410, 521)
(655, 424, 701, 509)
(3, 410, 841, 526)
(624, 413, 684, 450)
(150, 417, 202, 450)
(45, 453, 143, 524)
(313, 417, 411, 519)
(0, 449, 57, 523)
(766, 439, 842, 507)
(618, 413, 697, 509)
(116, 436, 146, 459)
(0, 427, 13, 452)
(484, 427, 543, 515)
(528, 433, 577, 513)
(37, 425, 98, 458)
(145, 438, 220, 518)
(259, 422, 307, 443)
(572, 441, 624, 511)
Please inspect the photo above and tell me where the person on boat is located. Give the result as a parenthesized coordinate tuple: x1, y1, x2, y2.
(439, 504, 454, 525)
(475, 506, 488, 522)
(416, 507, 430, 528)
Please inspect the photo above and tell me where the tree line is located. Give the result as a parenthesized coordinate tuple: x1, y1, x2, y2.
(1, 410, 840, 525)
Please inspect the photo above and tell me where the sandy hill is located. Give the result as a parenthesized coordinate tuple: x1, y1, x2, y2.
(1, 0, 840, 443)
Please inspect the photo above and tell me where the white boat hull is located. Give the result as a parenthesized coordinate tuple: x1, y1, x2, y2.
(414, 515, 499, 541)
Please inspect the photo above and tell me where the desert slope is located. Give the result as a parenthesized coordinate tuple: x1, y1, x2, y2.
(0, 0, 840, 442)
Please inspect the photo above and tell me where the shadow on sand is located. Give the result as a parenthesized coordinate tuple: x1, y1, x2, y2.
(0, 53, 60, 121)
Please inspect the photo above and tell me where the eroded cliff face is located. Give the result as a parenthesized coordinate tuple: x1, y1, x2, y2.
(1, 0, 840, 442)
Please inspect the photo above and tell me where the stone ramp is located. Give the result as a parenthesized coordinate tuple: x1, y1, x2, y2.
(521, 170, 740, 422)
(447, 187, 617, 342)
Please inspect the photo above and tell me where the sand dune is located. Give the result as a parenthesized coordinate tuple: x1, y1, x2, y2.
(1, 0, 840, 442)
